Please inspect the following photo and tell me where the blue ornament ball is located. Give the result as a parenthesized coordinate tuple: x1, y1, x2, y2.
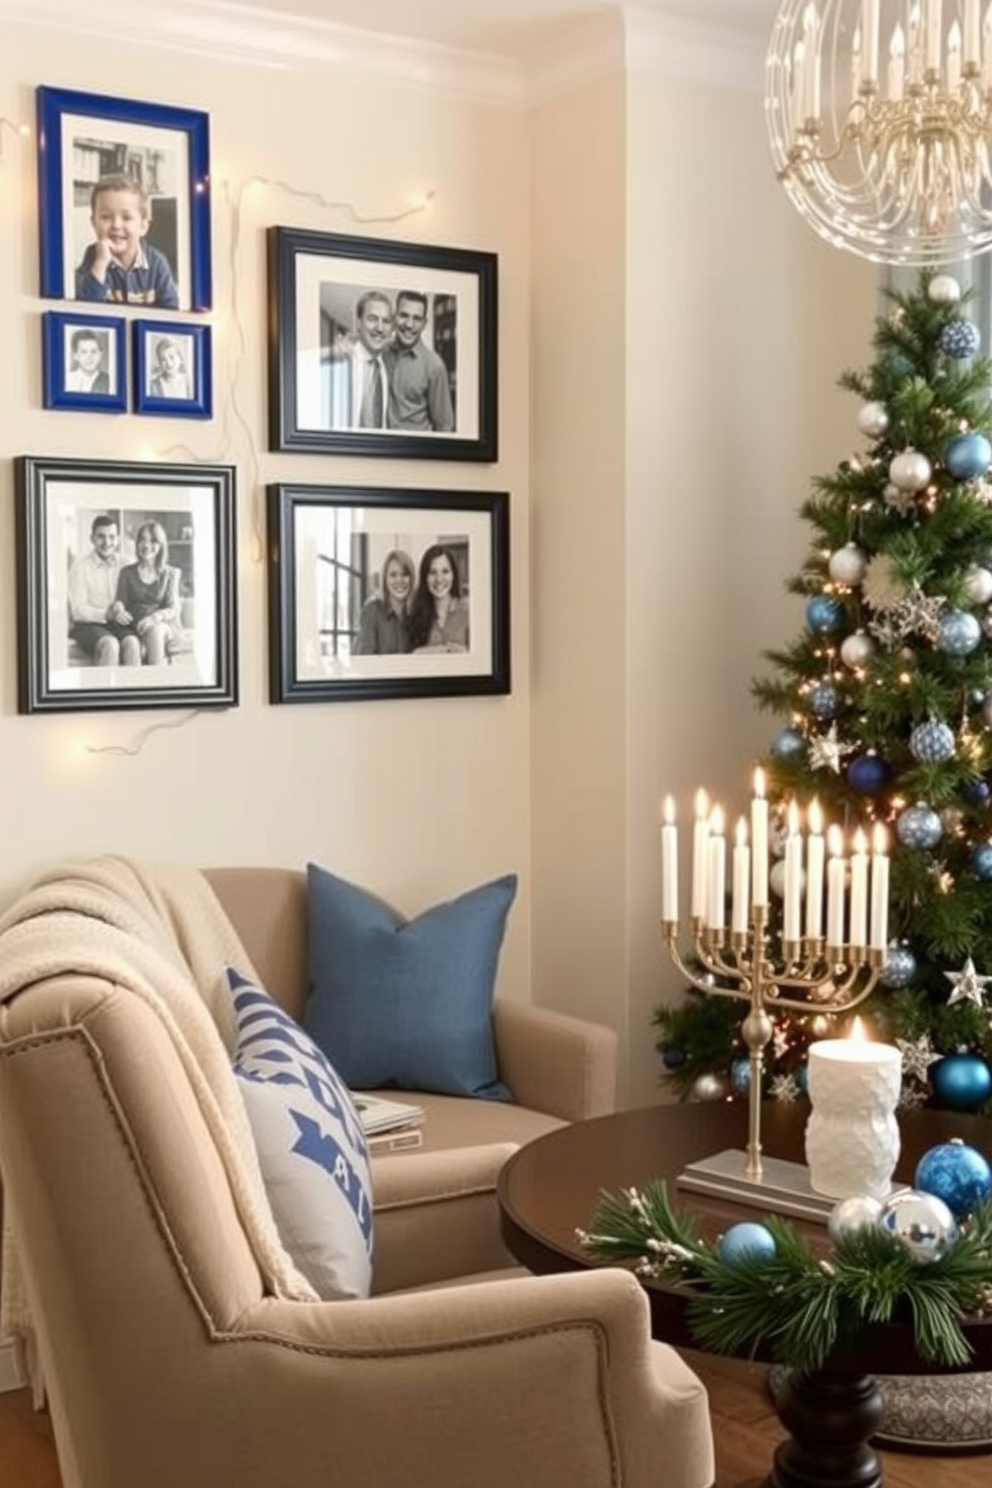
(881, 943, 917, 988)
(730, 1056, 751, 1096)
(795, 1062, 809, 1095)
(809, 683, 839, 720)
(915, 1140, 992, 1220)
(910, 719, 956, 764)
(896, 803, 943, 850)
(806, 595, 845, 635)
(940, 319, 981, 359)
(661, 1046, 686, 1071)
(847, 753, 892, 795)
(771, 727, 805, 761)
(965, 779, 991, 805)
(931, 1053, 992, 1112)
(886, 351, 914, 377)
(973, 843, 992, 880)
(945, 431, 992, 481)
(718, 1222, 777, 1267)
(938, 610, 982, 657)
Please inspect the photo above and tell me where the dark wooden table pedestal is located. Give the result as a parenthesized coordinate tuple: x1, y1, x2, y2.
(497, 1101, 992, 1488)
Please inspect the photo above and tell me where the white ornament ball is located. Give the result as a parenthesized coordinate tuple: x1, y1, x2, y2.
(889, 449, 933, 491)
(827, 1194, 883, 1244)
(857, 401, 890, 439)
(691, 1072, 728, 1102)
(929, 274, 962, 305)
(841, 631, 877, 668)
(965, 565, 992, 605)
(828, 544, 868, 585)
(769, 860, 804, 899)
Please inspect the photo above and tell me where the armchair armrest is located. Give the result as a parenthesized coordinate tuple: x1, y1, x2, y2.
(370, 1143, 518, 1294)
(247, 1269, 714, 1488)
(493, 1001, 617, 1121)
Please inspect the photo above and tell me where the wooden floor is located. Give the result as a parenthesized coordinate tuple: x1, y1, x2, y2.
(0, 1355, 989, 1487)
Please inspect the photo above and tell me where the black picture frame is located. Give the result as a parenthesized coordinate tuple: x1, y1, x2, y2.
(268, 483, 510, 703)
(15, 456, 238, 714)
(133, 318, 212, 418)
(36, 85, 212, 312)
(41, 310, 127, 412)
(267, 228, 497, 461)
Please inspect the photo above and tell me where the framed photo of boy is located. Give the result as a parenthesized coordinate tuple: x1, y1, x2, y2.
(133, 319, 212, 418)
(268, 228, 498, 461)
(15, 456, 238, 714)
(36, 85, 212, 312)
(41, 310, 127, 412)
(268, 483, 510, 703)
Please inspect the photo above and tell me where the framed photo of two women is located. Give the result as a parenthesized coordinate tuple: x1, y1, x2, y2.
(268, 228, 498, 461)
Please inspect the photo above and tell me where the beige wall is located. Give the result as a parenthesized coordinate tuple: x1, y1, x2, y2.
(0, 14, 878, 1105)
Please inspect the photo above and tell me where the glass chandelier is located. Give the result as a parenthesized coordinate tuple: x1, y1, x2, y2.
(766, 1, 992, 264)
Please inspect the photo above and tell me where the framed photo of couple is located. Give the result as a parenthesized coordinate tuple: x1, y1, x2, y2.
(267, 484, 510, 704)
(268, 228, 498, 461)
(15, 456, 238, 714)
(36, 85, 212, 313)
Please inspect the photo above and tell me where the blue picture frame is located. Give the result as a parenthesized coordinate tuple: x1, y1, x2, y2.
(42, 310, 127, 413)
(37, 85, 212, 312)
(133, 319, 212, 418)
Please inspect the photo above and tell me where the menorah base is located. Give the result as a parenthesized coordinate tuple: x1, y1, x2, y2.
(676, 1149, 899, 1224)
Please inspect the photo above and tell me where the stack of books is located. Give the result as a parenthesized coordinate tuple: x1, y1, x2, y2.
(354, 1093, 425, 1153)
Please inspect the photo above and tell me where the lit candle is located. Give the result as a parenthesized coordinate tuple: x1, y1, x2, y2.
(887, 21, 906, 97)
(804, 2, 821, 118)
(805, 1017, 903, 1198)
(707, 807, 726, 935)
(691, 789, 710, 920)
(926, 0, 943, 71)
(805, 798, 825, 940)
(783, 800, 803, 943)
(751, 768, 769, 908)
(849, 828, 869, 949)
(732, 818, 750, 934)
(864, 0, 880, 81)
(827, 825, 846, 948)
(947, 18, 962, 86)
(965, 0, 981, 62)
(869, 823, 890, 949)
(908, 1, 924, 80)
(851, 22, 862, 96)
(792, 38, 807, 129)
(984, 2, 992, 85)
(662, 795, 679, 922)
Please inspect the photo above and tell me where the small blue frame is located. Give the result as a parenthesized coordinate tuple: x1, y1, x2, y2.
(37, 85, 211, 311)
(42, 310, 127, 413)
(133, 319, 212, 419)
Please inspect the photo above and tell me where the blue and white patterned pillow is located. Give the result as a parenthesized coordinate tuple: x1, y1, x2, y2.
(227, 967, 373, 1300)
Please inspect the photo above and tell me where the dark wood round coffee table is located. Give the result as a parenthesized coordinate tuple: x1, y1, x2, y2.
(497, 1101, 992, 1488)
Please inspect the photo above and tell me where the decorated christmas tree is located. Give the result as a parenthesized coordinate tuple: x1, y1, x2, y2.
(655, 270, 992, 1115)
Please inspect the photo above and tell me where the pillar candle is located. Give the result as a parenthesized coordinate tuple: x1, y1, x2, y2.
(707, 807, 726, 935)
(661, 796, 678, 921)
(751, 768, 769, 908)
(826, 825, 846, 947)
(805, 799, 825, 940)
(732, 818, 750, 934)
(691, 790, 710, 919)
(870, 823, 890, 949)
(805, 1018, 903, 1198)
(783, 801, 803, 942)
(849, 828, 868, 949)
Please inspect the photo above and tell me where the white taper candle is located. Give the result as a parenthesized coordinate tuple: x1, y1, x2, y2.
(707, 807, 726, 935)
(870, 823, 890, 950)
(691, 789, 710, 920)
(732, 818, 750, 935)
(751, 768, 769, 908)
(783, 800, 803, 942)
(662, 795, 679, 921)
(827, 825, 846, 948)
(805, 798, 825, 940)
(849, 828, 869, 949)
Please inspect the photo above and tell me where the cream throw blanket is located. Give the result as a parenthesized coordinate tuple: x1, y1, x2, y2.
(0, 855, 319, 1395)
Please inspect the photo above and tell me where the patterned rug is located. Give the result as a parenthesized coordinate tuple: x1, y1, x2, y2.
(767, 1364, 992, 1451)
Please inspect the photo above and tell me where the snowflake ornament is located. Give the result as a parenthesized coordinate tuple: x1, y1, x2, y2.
(944, 956, 992, 1008)
(898, 1083, 930, 1110)
(769, 1074, 802, 1102)
(895, 1034, 941, 1082)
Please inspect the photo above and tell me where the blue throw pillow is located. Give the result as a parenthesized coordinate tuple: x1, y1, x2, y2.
(228, 968, 374, 1300)
(305, 865, 516, 1101)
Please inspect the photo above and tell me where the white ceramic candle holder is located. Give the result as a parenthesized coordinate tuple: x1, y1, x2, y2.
(805, 1036, 903, 1199)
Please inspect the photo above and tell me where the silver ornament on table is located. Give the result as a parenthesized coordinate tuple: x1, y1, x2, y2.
(840, 630, 876, 668)
(690, 1071, 728, 1102)
(878, 1190, 958, 1263)
(965, 565, 992, 605)
(827, 1194, 883, 1244)
(889, 449, 932, 491)
(857, 401, 890, 439)
(828, 543, 868, 585)
(944, 956, 992, 1008)
(928, 274, 961, 305)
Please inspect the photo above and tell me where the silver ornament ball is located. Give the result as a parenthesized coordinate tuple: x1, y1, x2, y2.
(857, 401, 890, 439)
(840, 631, 876, 668)
(929, 274, 962, 305)
(691, 1072, 728, 1102)
(878, 1190, 958, 1263)
(965, 565, 992, 605)
(828, 544, 868, 585)
(828, 1195, 883, 1244)
(889, 449, 932, 491)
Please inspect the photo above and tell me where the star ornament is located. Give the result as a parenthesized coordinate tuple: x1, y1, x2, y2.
(808, 723, 855, 774)
(895, 1034, 940, 1082)
(944, 956, 992, 1008)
